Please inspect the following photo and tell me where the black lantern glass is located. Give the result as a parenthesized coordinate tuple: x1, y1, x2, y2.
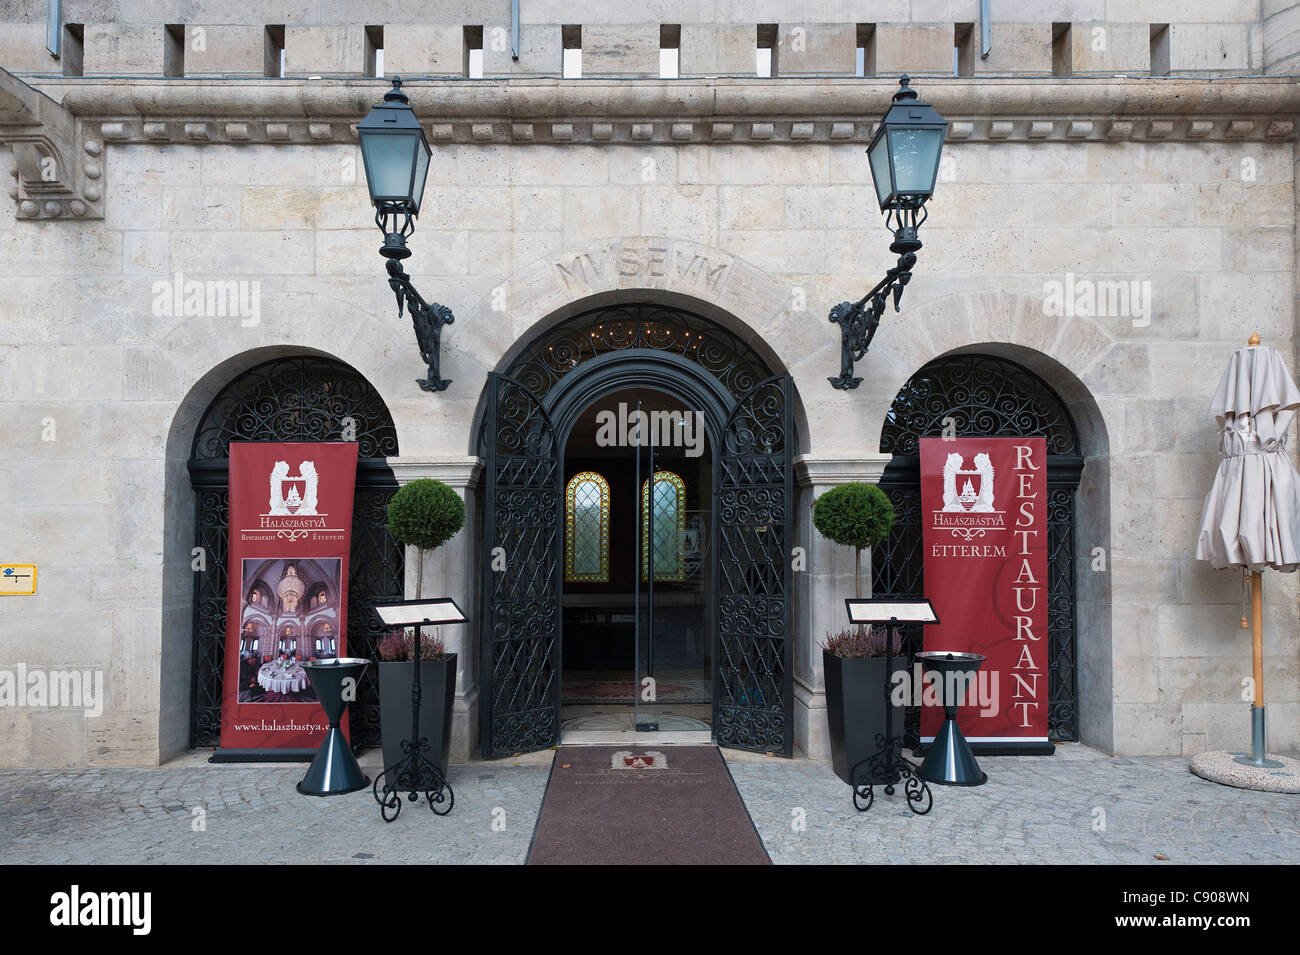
(866, 76, 947, 211)
(357, 78, 431, 215)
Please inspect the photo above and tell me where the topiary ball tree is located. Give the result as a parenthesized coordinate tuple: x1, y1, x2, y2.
(812, 482, 896, 603)
(386, 478, 466, 599)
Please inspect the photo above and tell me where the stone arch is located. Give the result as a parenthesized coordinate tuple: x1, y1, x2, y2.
(472, 236, 816, 452)
(469, 293, 812, 456)
(473, 283, 805, 757)
(149, 280, 423, 466)
(861, 289, 1114, 459)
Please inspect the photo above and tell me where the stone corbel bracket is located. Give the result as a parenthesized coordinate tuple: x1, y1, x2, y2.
(1, 68, 104, 220)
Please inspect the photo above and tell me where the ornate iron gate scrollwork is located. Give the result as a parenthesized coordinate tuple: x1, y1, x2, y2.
(714, 375, 794, 755)
(188, 356, 403, 749)
(479, 373, 563, 757)
(873, 353, 1082, 742)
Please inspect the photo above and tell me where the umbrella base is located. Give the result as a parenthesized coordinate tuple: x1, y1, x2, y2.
(1190, 750, 1300, 794)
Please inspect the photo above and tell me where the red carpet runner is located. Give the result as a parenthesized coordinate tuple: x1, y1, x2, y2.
(526, 745, 770, 865)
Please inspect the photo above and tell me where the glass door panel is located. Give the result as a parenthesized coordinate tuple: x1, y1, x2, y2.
(635, 419, 712, 738)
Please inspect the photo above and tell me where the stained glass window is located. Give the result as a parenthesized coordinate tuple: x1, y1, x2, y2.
(565, 471, 610, 582)
(641, 470, 686, 581)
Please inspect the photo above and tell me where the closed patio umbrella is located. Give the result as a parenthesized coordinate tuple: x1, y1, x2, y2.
(1195, 333, 1300, 770)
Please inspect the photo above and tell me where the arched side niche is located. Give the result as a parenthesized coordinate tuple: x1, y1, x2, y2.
(160, 350, 404, 757)
(872, 348, 1112, 751)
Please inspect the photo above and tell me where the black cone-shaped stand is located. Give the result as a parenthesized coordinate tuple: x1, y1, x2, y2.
(917, 651, 988, 786)
(297, 658, 371, 796)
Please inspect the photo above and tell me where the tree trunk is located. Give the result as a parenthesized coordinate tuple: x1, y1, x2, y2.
(855, 547, 864, 637)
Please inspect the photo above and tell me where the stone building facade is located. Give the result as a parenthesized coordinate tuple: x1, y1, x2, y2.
(2, 1, 1298, 767)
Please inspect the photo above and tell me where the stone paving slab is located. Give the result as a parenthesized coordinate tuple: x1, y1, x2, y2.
(0, 744, 1295, 864)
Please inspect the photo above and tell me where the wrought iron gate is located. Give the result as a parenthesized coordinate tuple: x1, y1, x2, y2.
(480, 305, 796, 758)
(871, 353, 1082, 742)
(478, 373, 563, 758)
(188, 356, 403, 749)
(714, 375, 795, 755)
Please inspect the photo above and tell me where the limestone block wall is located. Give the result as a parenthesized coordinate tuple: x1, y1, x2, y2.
(1, 71, 1296, 765)
(1264, 0, 1300, 74)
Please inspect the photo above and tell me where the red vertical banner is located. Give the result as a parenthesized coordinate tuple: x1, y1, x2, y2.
(219, 442, 358, 752)
(919, 437, 1049, 745)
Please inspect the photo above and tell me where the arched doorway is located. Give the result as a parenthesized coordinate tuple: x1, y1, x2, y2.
(476, 303, 796, 758)
(874, 353, 1084, 744)
(186, 355, 404, 749)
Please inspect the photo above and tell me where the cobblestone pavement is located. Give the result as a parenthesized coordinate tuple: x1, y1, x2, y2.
(725, 744, 1300, 865)
(1, 744, 1296, 864)
(0, 752, 553, 865)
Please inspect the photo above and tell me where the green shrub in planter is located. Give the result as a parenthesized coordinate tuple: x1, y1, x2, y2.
(379, 479, 465, 787)
(386, 478, 465, 590)
(813, 483, 900, 787)
(812, 482, 895, 600)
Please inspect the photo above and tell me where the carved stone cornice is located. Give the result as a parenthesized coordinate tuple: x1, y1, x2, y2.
(0, 68, 104, 219)
(4, 73, 1295, 221)
(795, 454, 894, 488)
(31, 75, 1300, 147)
(387, 457, 483, 490)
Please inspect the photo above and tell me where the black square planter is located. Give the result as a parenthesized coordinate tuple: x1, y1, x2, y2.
(379, 653, 457, 788)
(823, 650, 904, 787)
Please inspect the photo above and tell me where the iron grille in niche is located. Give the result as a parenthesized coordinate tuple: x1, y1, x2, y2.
(482, 306, 798, 758)
(188, 356, 402, 749)
(873, 354, 1082, 742)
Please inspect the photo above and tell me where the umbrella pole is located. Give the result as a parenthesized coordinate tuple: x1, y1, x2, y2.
(1251, 571, 1263, 709)
(1237, 570, 1282, 768)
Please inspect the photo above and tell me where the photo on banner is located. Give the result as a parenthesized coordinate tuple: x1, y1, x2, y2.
(235, 557, 346, 704)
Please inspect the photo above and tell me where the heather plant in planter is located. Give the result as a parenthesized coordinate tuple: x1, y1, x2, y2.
(380, 479, 465, 784)
(822, 626, 904, 659)
(813, 483, 903, 787)
(377, 629, 446, 663)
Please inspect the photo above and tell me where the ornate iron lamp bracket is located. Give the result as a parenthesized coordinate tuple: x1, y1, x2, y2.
(385, 256, 455, 393)
(828, 249, 916, 390)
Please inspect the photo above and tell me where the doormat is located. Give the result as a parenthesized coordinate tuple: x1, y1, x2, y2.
(526, 745, 770, 865)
